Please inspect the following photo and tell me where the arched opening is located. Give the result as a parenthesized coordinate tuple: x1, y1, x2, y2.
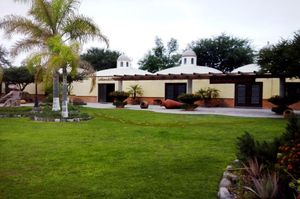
(184, 58, 187, 64)
(191, 58, 194, 64)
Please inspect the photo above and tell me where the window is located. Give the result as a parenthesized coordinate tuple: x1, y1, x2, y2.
(184, 58, 187, 64)
(120, 62, 123, 67)
(191, 58, 194, 64)
(126, 62, 129, 67)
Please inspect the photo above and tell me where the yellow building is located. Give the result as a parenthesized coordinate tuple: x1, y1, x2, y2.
(69, 50, 300, 110)
(4, 50, 299, 110)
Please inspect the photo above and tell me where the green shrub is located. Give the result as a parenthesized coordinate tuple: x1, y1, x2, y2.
(236, 132, 279, 165)
(196, 87, 220, 99)
(177, 93, 201, 104)
(109, 91, 129, 102)
(72, 98, 87, 105)
(268, 95, 299, 114)
(0, 107, 32, 117)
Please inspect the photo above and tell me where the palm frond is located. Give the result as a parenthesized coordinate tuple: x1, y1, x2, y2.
(52, 0, 79, 28)
(78, 60, 96, 92)
(62, 15, 109, 46)
(29, 0, 56, 33)
(0, 14, 51, 39)
(11, 38, 45, 57)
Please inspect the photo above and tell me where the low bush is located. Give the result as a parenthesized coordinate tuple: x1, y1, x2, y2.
(235, 116, 300, 198)
(236, 132, 279, 165)
(0, 106, 32, 117)
(72, 98, 87, 105)
(177, 93, 201, 104)
(268, 95, 299, 114)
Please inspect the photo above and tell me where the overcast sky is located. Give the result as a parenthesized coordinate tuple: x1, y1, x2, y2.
(0, 0, 300, 67)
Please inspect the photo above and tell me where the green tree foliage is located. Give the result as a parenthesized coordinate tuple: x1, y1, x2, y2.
(190, 33, 255, 72)
(3, 66, 34, 91)
(81, 48, 121, 71)
(0, 45, 10, 83)
(258, 31, 300, 78)
(139, 37, 181, 73)
(0, 45, 10, 67)
(0, 0, 107, 113)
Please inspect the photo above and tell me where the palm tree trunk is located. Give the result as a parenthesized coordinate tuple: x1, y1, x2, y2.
(52, 70, 60, 111)
(61, 66, 68, 118)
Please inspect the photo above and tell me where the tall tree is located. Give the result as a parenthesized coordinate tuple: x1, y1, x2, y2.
(81, 48, 121, 71)
(139, 37, 181, 73)
(258, 31, 300, 96)
(0, 0, 108, 113)
(190, 33, 255, 72)
(3, 66, 34, 91)
(0, 45, 10, 84)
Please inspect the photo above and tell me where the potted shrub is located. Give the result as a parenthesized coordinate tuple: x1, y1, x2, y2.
(197, 87, 220, 107)
(268, 95, 299, 115)
(109, 91, 130, 108)
(140, 100, 149, 109)
(177, 93, 201, 111)
(127, 84, 143, 105)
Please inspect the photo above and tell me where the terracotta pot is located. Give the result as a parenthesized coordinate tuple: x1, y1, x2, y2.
(162, 99, 183, 109)
(140, 101, 149, 109)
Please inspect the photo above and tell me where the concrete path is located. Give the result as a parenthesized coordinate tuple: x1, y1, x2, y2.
(15, 102, 298, 118)
(83, 103, 297, 118)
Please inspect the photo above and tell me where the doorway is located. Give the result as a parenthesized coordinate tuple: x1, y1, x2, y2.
(98, 84, 115, 102)
(165, 83, 186, 100)
(235, 83, 262, 107)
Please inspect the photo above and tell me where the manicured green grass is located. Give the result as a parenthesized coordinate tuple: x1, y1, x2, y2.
(0, 108, 286, 198)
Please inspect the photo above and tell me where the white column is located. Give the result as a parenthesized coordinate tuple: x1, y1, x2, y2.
(118, 80, 123, 91)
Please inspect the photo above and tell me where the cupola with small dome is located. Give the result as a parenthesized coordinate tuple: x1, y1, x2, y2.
(181, 49, 197, 66)
(156, 49, 222, 75)
(117, 54, 131, 68)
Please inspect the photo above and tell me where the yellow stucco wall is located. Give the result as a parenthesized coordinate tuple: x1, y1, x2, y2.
(256, 78, 280, 99)
(23, 83, 45, 94)
(193, 80, 234, 98)
(123, 80, 187, 98)
(71, 78, 97, 96)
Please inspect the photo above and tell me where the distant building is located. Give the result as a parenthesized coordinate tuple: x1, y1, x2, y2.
(17, 50, 300, 109)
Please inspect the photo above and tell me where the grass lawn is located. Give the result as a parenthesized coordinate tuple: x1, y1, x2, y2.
(0, 108, 286, 198)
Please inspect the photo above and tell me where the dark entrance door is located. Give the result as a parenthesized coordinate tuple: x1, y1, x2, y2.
(235, 83, 262, 107)
(165, 83, 186, 100)
(98, 84, 115, 102)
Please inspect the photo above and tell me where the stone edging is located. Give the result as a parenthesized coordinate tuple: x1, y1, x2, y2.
(32, 116, 91, 122)
(218, 160, 239, 199)
(0, 114, 91, 122)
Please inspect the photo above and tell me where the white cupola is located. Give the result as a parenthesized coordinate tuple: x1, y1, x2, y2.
(117, 54, 131, 68)
(181, 49, 197, 66)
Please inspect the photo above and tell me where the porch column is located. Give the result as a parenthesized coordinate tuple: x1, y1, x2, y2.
(187, 79, 193, 94)
(117, 80, 123, 91)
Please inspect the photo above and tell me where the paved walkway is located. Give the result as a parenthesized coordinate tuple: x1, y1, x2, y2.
(16, 102, 298, 118)
(83, 103, 297, 118)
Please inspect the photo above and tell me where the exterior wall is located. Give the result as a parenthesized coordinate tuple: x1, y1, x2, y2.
(255, 78, 280, 99)
(123, 80, 187, 98)
(193, 79, 235, 98)
(71, 78, 97, 96)
(23, 83, 45, 95)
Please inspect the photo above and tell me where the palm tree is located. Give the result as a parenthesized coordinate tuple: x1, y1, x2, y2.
(0, 0, 108, 114)
(128, 84, 143, 99)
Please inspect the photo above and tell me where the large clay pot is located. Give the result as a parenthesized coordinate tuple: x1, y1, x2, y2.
(162, 99, 183, 109)
(140, 101, 149, 109)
